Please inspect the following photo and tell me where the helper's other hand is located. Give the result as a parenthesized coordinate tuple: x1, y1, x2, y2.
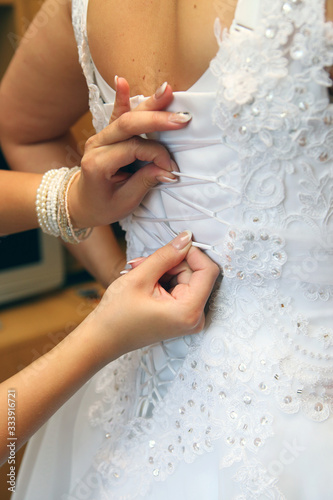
(84, 231, 220, 365)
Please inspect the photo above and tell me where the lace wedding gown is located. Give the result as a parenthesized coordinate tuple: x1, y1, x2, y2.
(13, 0, 333, 498)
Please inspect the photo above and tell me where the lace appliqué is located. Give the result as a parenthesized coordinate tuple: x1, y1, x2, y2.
(232, 459, 285, 500)
(212, 1, 333, 165)
(221, 228, 287, 284)
(72, 0, 108, 133)
(301, 282, 333, 301)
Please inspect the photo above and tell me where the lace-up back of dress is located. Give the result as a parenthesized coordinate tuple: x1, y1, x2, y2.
(70, 1, 333, 498)
(73, 0, 333, 414)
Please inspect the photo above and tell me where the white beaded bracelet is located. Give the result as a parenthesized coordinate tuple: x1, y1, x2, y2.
(35, 167, 93, 244)
(36, 169, 62, 237)
(58, 168, 93, 244)
(48, 168, 68, 236)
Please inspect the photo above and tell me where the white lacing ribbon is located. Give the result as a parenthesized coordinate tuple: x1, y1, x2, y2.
(131, 170, 241, 255)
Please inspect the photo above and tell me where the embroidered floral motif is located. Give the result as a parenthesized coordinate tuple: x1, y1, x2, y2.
(232, 459, 283, 499)
(299, 162, 333, 224)
(221, 228, 287, 284)
(301, 282, 333, 301)
(212, 1, 333, 166)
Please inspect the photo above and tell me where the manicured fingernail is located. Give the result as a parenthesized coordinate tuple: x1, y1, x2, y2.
(114, 75, 118, 90)
(127, 257, 145, 265)
(172, 230, 192, 250)
(120, 269, 129, 275)
(156, 175, 178, 183)
(169, 112, 192, 124)
(170, 159, 179, 172)
(154, 81, 168, 99)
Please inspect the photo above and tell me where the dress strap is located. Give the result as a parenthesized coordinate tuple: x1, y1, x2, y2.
(232, 0, 261, 31)
(72, 0, 108, 132)
(72, 0, 88, 51)
(72, 0, 89, 35)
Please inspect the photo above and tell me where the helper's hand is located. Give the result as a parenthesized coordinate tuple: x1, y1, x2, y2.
(85, 231, 220, 364)
(69, 78, 190, 228)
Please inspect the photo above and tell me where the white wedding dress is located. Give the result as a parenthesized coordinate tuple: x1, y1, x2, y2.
(13, 0, 333, 498)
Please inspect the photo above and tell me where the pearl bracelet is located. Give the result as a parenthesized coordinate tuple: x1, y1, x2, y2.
(35, 167, 93, 244)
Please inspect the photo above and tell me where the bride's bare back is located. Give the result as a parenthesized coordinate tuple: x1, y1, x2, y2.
(87, 0, 234, 96)
(87, 0, 333, 97)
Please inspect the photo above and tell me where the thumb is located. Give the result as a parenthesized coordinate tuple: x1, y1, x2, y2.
(133, 231, 193, 286)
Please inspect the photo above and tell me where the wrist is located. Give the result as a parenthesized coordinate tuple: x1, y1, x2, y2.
(35, 167, 92, 243)
(67, 173, 86, 228)
(70, 309, 121, 371)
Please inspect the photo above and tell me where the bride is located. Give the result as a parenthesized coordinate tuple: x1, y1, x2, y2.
(1, 0, 333, 498)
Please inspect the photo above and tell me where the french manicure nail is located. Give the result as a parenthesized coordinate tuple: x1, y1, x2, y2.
(172, 230, 192, 250)
(114, 75, 118, 90)
(127, 257, 145, 265)
(154, 81, 168, 99)
(156, 175, 178, 183)
(169, 112, 192, 124)
(120, 269, 129, 275)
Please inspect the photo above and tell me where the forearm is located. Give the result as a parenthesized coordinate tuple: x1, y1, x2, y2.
(0, 235, 219, 466)
(0, 314, 113, 466)
(0, 171, 41, 235)
(1, 134, 126, 285)
(67, 225, 126, 287)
